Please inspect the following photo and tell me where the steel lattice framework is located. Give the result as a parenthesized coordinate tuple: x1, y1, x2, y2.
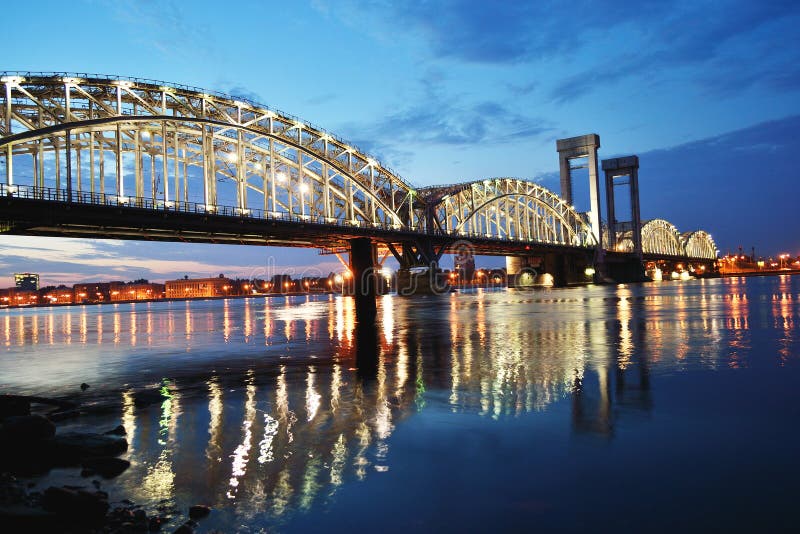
(1, 73, 718, 261)
(0, 72, 416, 229)
(681, 230, 718, 260)
(615, 219, 717, 259)
(420, 178, 597, 247)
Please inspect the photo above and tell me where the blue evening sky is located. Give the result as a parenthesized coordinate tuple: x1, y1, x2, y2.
(2, 0, 799, 286)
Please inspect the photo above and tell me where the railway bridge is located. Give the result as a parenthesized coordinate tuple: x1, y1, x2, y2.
(0, 73, 717, 308)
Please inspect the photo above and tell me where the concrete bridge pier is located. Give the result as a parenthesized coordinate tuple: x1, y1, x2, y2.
(387, 238, 449, 296)
(349, 237, 377, 319)
(506, 256, 548, 288)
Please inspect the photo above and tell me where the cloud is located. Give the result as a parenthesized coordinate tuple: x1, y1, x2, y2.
(333, 1, 800, 103)
(547, 2, 800, 102)
(108, 0, 219, 62)
(337, 76, 553, 166)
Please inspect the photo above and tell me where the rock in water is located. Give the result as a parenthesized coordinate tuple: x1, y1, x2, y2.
(1, 415, 56, 442)
(174, 519, 197, 533)
(80, 457, 131, 478)
(42, 486, 109, 520)
(0, 395, 31, 419)
(80, 383, 90, 391)
(52, 432, 128, 461)
(188, 504, 211, 519)
(104, 424, 127, 436)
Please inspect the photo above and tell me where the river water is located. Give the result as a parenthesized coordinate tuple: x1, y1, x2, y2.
(2, 276, 799, 532)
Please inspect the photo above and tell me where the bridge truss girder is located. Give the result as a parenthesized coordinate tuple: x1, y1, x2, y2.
(615, 219, 718, 260)
(420, 178, 597, 249)
(0, 73, 417, 230)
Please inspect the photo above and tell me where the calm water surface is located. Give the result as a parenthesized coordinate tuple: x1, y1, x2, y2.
(2, 276, 800, 532)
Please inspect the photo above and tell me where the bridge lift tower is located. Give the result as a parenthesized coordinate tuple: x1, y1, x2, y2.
(556, 134, 602, 249)
(602, 156, 642, 256)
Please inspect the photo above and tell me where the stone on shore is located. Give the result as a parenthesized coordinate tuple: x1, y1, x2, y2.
(0, 395, 31, 419)
(52, 431, 128, 461)
(0, 415, 56, 442)
(188, 504, 211, 519)
(104, 424, 127, 436)
(42, 486, 109, 520)
(81, 456, 131, 478)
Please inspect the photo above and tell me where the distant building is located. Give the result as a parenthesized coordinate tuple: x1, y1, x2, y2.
(73, 282, 111, 303)
(0, 287, 39, 306)
(14, 273, 39, 291)
(165, 274, 234, 298)
(270, 274, 294, 294)
(453, 252, 475, 281)
(39, 286, 74, 305)
(109, 281, 165, 301)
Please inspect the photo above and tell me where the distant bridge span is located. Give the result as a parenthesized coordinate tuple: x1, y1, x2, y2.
(1, 72, 716, 290)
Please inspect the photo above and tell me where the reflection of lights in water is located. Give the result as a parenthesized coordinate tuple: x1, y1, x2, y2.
(243, 299, 252, 340)
(261, 300, 272, 342)
(330, 364, 342, 413)
(96, 313, 103, 344)
(80, 313, 87, 344)
(333, 296, 354, 343)
(257, 413, 279, 464)
(122, 390, 136, 454)
(3, 315, 10, 346)
(415, 351, 426, 410)
(206, 378, 223, 461)
(617, 288, 633, 368)
(299, 456, 322, 510)
(329, 434, 347, 490)
(223, 300, 231, 342)
(46, 313, 54, 345)
(141, 382, 179, 501)
(395, 345, 409, 402)
(113, 312, 121, 344)
(271, 469, 293, 516)
(129, 306, 136, 347)
(277, 367, 295, 444)
(184, 301, 193, 337)
(31, 315, 39, 345)
(374, 351, 392, 468)
(157, 381, 175, 446)
(228, 381, 257, 499)
(381, 294, 394, 345)
(449, 300, 461, 409)
(305, 367, 321, 422)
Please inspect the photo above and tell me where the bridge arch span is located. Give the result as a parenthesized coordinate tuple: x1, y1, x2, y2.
(681, 230, 718, 260)
(420, 178, 596, 247)
(0, 72, 416, 229)
(640, 218, 684, 256)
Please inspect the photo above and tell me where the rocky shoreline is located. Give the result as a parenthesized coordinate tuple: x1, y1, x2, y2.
(0, 393, 213, 533)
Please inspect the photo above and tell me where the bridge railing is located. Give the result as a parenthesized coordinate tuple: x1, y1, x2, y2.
(0, 183, 594, 248)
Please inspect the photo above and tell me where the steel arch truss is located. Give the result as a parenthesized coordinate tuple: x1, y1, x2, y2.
(421, 178, 596, 247)
(615, 219, 717, 260)
(681, 230, 718, 260)
(639, 219, 684, 256)
(0, 73, 416, 229)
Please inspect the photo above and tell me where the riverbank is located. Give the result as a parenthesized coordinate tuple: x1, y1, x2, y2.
(0, 290, 339, 311)
(719, 269, 800, 278)
(0, 392, 213, 532)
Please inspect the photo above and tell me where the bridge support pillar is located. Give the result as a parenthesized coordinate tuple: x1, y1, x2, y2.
(506, 256, 548, 288)
(387, 238, 448, 296)
(349, 238, 376, 319)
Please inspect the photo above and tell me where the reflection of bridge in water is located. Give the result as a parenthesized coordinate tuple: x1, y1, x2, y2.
(2, 280, 787, 525)
(1, 73, 717, 296)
